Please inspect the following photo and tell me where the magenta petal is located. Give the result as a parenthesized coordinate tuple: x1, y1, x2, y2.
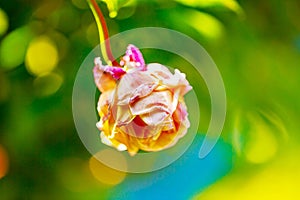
(93, 57, 126, 81)
(126, 44, 146, 70)
(104, 66, 126, 80)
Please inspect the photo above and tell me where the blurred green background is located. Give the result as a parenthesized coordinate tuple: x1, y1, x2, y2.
(0, 0, 300, 199)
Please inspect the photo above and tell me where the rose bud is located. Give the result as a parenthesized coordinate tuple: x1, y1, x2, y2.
(93, 45, 192, 156)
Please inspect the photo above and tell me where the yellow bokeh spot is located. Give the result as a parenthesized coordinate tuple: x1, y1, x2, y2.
(86, 22, 98, 46)
(25, 36, 58, 76)
(33, 72, 63, 97)
(89, 149, 127, 185)
(0, 8, 8, 36)
(0, 145, 9, 179)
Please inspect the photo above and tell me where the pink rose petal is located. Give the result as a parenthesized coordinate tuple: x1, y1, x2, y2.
(126, 44, 145, 70)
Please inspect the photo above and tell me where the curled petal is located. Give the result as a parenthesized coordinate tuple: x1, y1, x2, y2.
(93, 65, 116, 92)
(129, 90, 173, 116)
(146, 63, 173, 80)
(173, 69, 193, 96)
(126, 44, 145, 69)
(129, 82, 159, 104)
(103, 65, 126, 80)
(93, 57, 126, 92)
(140, 110, 169, 126)
(117, 71, 156, 105)
(147, 63, 192, 95)
(121, 44, 146, 71)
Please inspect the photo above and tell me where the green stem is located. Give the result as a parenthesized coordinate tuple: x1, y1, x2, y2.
(87, 0, 119, 66)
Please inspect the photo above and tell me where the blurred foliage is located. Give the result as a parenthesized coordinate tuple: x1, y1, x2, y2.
(0, 0, 300, 199)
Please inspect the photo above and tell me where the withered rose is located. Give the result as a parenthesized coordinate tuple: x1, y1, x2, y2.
(93, 45, 192, 156)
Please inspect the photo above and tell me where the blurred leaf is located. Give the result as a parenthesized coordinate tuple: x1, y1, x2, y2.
(168, 9, 224, 40)
(174, 0, 244, 16)
(232, 108, 288, 164)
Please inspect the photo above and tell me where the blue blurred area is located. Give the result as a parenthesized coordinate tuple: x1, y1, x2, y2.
(109, 135, 233, 200)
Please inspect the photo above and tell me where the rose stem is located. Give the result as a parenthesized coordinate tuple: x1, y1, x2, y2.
(87, 0, 119, 66)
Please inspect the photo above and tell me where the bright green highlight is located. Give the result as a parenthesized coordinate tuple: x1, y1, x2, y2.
(0, 26, 32, 70)
(174, 0, 244, 16)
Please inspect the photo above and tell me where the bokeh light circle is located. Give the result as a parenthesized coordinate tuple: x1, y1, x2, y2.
(0, 26, 32, 70)
(89, 149, 127, 185)
(33, 72, 63, 97)
(72, 27, 226, 173)
(0, 8, 8, 36)
(25, 36, 58, 76)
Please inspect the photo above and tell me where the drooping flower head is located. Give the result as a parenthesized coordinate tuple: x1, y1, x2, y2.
(93, 45, 192, 156)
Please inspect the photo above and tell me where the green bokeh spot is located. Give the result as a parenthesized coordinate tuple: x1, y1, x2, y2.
(0, 26, 33, 70)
